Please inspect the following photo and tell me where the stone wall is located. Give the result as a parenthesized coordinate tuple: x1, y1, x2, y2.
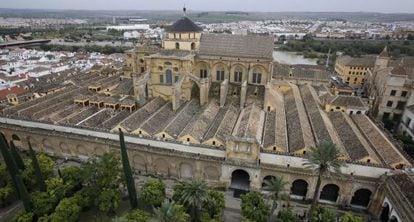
(0, 120, 386, 217)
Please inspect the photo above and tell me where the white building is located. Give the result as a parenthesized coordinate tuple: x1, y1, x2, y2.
(106, 24, 150, 31)
(398, 105, 414, 140)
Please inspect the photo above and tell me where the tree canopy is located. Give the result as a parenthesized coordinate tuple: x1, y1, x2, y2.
(152, 200, 189, 222)
(140, 178, 166, 207)
(240, 191, 271, 222)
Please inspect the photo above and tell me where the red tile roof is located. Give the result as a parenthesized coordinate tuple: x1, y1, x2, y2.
(0, 86, 25, 100)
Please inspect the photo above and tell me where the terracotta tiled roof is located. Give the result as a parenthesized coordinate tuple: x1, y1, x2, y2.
(0, 86, 25, 100)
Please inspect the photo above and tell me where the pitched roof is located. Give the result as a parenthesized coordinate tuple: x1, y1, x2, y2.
(329, 95, 367, 108)
(391, 65, 407, 76)
(198, 34, 274, 59)
(166, 17, 202, 33)
(407, 105, 414, 113)
(389, 173, 414, 208)
(379, 46, 390, 58)
(0, 86, 25, 100)
(336, 55, 376, 67)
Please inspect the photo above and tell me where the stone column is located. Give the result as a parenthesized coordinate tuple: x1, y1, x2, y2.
(220, 79, 229, 107)
(199, 79, 210, 106)
(369, 179, 387, 219)
(172, 86, 181, 111)
(264, 83, 272, 111)
(132, 73, 148, 102)
(240, 80, 247, 109)
(339, 180, 354, 207)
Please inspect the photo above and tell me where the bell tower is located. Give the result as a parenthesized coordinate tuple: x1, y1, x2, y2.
(162, 8, 203, 51)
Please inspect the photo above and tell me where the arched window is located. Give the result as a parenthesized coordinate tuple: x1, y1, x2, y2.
(291, 179, 308, 197)
(252, 67, 262, 84)
(199, 63, 208, 79)
(350, 189, 372, 208)
(319, 184, 340, 203)
(191, 42, 196, 50)
(230, 169, 250, 198)
(175, 42, 180, 50)
(216, 65, 225, 81)
(390, 216, 399, 222)
(261, 175, 276, 189)
(380, 203, 390, 222)
(234, 66, 243, 82)
(12, 134, 20, 141)
(180, 163, 193, 179)
(165, 69, 173, 84)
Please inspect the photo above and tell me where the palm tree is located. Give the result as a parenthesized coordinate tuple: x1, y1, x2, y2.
(303, 140, 345, 217)
(151, 200, 189, 222)
(174, 179, 208, 222)
(263, 176, 289, 221)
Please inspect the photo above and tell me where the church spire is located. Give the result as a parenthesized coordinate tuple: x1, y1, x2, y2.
(183, 4, 187, 17)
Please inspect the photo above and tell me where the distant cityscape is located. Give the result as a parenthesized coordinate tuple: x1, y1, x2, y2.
(0, 7, 414, 222)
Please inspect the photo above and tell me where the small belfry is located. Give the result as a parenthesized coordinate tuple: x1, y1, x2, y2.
(162, 6, 202, 51)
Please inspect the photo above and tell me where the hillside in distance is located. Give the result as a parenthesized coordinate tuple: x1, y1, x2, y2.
(1, 8, 414, 23)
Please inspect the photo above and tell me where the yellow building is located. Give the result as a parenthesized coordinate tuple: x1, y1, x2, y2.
(334, 55, 375, 88)
(127, 13, 274, 110)
(321, 94, 368, 115)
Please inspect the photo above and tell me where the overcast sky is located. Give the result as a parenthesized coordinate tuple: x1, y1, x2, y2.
(2, 0, 414, 13)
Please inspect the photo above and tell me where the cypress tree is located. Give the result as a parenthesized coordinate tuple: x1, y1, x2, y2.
(0, 133, 20, 198)
(57, 167, 63, 179)
(119, 129, 138, 209)
(10, 140, 25, 171)
(15, 173, 32, 212)
(28, 141, 47, 192)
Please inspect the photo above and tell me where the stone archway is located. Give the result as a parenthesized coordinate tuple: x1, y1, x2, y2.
(390, 216, 399, 222)
(261, 175, 276, 189)
(230, 64, 247, 83)
(94, 146, 107, 156)
(42, 138, 53, 152)
(319, 184, 340, 203)
(11, 134, 23, 150)
(11, 134, 20, 141)
(179, 163, 193, 179)
(350, 188, 372, 208)
(291, 179, 308, 198)
(76, 144, 88, 156)
(380, 203, 390, 222)
(60, 142, 71, 155)
(191, 80, 200, 99)
(133, 154, 147, 174)
(213, 62, 227, 82)
(230, 169, 250, 198)
(196, 61, 210, 79)
(204, 166, 220, 181)
(153, 158, 169, 176)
